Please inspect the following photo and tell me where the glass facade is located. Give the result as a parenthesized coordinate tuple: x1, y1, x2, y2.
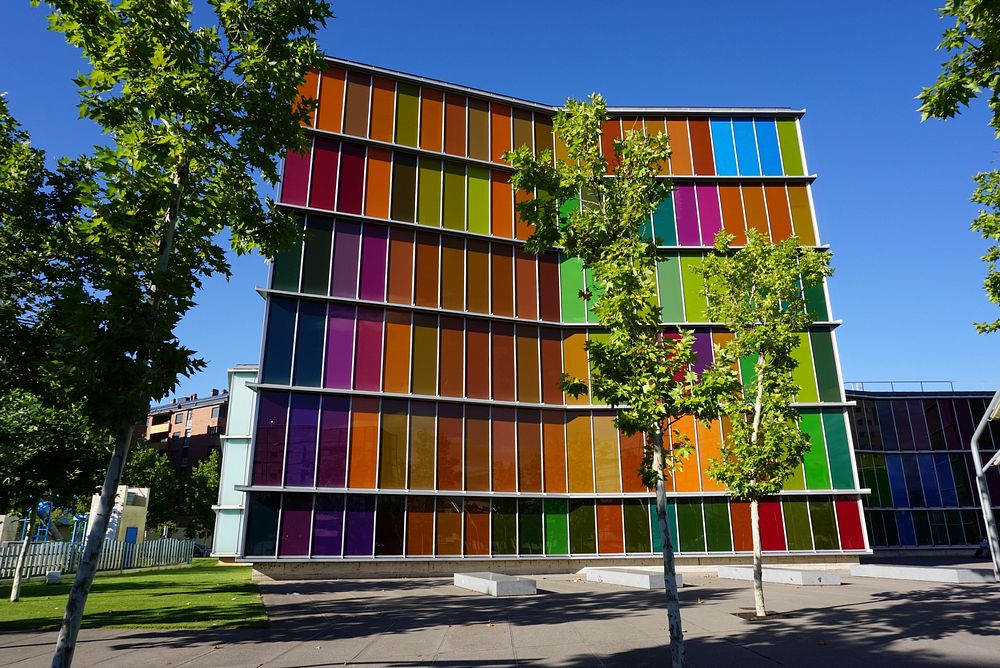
(236, 57, 868, 561)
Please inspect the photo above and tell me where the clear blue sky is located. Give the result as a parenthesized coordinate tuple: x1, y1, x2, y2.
(2, 1, 997, 401)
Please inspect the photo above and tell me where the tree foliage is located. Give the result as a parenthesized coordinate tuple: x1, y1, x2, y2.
(185, 448, 221, 538)
(122, 442, 180, 530)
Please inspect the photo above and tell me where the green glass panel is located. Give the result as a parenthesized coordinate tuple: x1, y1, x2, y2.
(739, 354, 758, 391)
(491, 497, 517, 554)
(873, 455, 891, 507)
(652, 195, 677, 245)
(442, 161, 465, 231)
(656, 255, 684, 323)
(804, 281, 829, 320)
(912, 510, 933, 546)
(800, 410, 832, 489)
(584, 267, 604, 324)
(639, 216, 653, 241)
(301, 216, 333, 295)
(271, 239, 302, 292)
(244, 493, 280, 556)
(569, 499, 597, 553)
(624, 499, 651, 552)
(824, 411, 856, 490)
(951, 454, 975, 506)
(559, 254, 587, 323)
(704, 499, 733, 552)
(679, 255, 707, 322)
(776, 119, 804, 176)
(676, 500, 705, 552)
(518, 498, 543, 555)
(857, 454, 873, 507)
(395, 83, 419, 147)
(390, 154, 417, 223)
(417, 157, 442, 227)
(467, 166, 490, 235)
(808, 499, 839, 550)
(790, 333, 819, 403)
(650, 501, 678, 552)
(809, 331, 841, 402)
(544, 499, 569, 555)
(783, 500, 813, 550)
(784, 460, 806, 490)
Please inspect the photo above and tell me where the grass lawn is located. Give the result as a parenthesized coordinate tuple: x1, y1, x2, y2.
(0, 558, 267, 631)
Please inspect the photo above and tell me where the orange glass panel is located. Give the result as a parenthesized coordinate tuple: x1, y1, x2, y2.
(378, 399, 408, 490)
(490, 102, 512, 163)
(369, 76, 395, 142)
(436, 497, 463, 555)
(386, 227, 414, 304)
(439, 316, 464, 397)
(343, 71, 371, 137)
(718, 184, 746, 245)
(437, 403, 463, 491)
(516, 324, 540, 404)
(410, 313, 438, 396)
(444, 93, 467, 156)
(542, 410, 567, 493)
(596, 500, 625, 553)
(408, 401, 435, 490)
(414, 231, 439, 307)
(465, 319, 490, 399)
(554, 131, 569, 163)
(514, 188, 534, 241)
(666, 119, 692, 176)
(787, 185, 817, 245)
(620, 432, 645, 492)
(465, 405, 490, 491)
(295, 70, 319, 127)
(517, 409, 542, 492)
(419, 87, 444, 152)
(601, 119, 622, 170)
(698, 420, 725, 492)
(466, 239, 490, 314)
(688, 118, 715, 175)
(491, 243, 514, 316)
(492, 407, 517, 492)
(468, 98, 490, 161)
(539, 326, 563, 405)
(621, 116, 644, 134)
(562, 332, 590, 405)
(514, 249, 538, 320)
(741, 184, 770, 237)
(534, 115, 554, 159)
(406, 496, 434, 555)
(464, 498, 490, 555)
(317, 66, 345, 133)
(512, 107, 533, 152)
(382, 309, 411, 394)
(644, 118, 668, 174)
(440, 235, 465, 311)
(490, 170, 513, 238)
(364, 146, 391, 220)
(593, 413, 621, 493)
(538, 252, 561, 321)
(671, 415, 700, 492)
(731, 501, 753, 551)
(492, 321, 515, 401)
(347, 397, 379, 488)
(566, 414, 594, 493)
(764, 185, 793, 241)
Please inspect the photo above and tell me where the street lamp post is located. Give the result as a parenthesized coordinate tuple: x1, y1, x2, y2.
(970, 388, 1000, 582)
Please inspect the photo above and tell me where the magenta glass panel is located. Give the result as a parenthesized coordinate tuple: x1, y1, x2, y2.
(344, 494, 376, 556)
(336, 142, 366, 215)
(939, 400, 962, 450)
(907, 400, 931, 450)
(354, 306, 384, 391)
(309, 137, 339, 210)
(691, 329, 713, 374)
(280, 146, 310, 206)
(359, 224, 389, 301)
(330, 220, 361, 298)
(252, 391, 288, 485)
(317, 395, 350, 487)
(312, 494, 345, 555)
(285, 393, 320, 487)
(674, 184, 699, 245)
(892, 401, 914, 451)
(278, 494, 312, 556)
(695, 184, 722, 246)
(325, 304, 355, 389)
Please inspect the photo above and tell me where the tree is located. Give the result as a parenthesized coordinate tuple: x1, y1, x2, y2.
(185, 449, 221, 539)
(919, 0, 1000, 332)
(7, 2, 333, 665)
(702, 229, 832, 618)
(122, 442, 180, 532)
(506, 95, 733, 668)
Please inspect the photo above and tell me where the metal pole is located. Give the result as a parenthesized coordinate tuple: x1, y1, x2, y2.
(970, 388, 1000, 582)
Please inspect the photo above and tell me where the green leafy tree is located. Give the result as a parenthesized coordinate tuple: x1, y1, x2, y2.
(185, 449, 221, 539)
(122, 442, 180, 531)
(702, 229, 832, 618)
(919, 0, 1000, 332)
(506, 94, 733, 668)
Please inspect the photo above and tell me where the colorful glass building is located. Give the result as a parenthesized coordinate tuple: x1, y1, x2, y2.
(221, 57, 869, 570)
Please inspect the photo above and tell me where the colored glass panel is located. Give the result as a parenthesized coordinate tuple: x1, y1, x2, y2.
(394, 83, 419, 147)
(593, 414, 621, 493)
(567, 414, 594, 493)
(535, 115, 554, 157)
(719, 184, 747, 245)
(409, 401, 436, 490)
(810, 331, 841, 401)
(776, 119, 804, 175)
(374, 495, 405, 555)
(674, 184, 699, 246)
(245, 493, 280, 556)
(344, 494, 376, 556)
(342, 71, 371, 137)
(386, 227, 414, 304)
(656, 255, 684, 322)
(490, 102, 512, 163)
(292, 300, 325, 388)
(517, 409, 543, 492)
(419, 87, 444, 152)
(619, 432, 645, 493)
(689, 119, 715, 175)
(317, 395, 350, 488)
(730, 501, 753, 551)
(559, 254, 587, 323)
(490, 170, 513, 237)
(369, 76, 395, 143)
(790, 333, 818, 403)
(835, 500, 866, 549)
(411, 313, 438, 395)
(696, 185, 722, 245)
(492, 321, 516, 401)
(783, 500, 812, 550)
(464, 498, 490, 555)
(440, 235, 465, 311)
(677, 500, 706, 552)
(465, 405, 491, 491)
(652, 195, 677, 245)
(697, 420, 725, 492)
(270, 227, 301, 292)
(512, 108, 534, 151)
(763, 185, 792, 241)
(414, 231, 439, 307)
(336, 142, 365, 215)
(438, 404, 464, 491)
(703, 498, 732, 552)
(358, 223, 388, 302)
(390, 153, 417, 222)
(364, 146, 392, 220)
(492, 407, 517, 492)
(309, 137, 338, 210)
(742, 184, 769, 236)
(515, 250, 538, 320)
(596, 500, 625, 553)
(545, 498, 570, 554)
(755, 119, 782, 176)
(666, 118, 692, 175)
(540, 327, 563, 405)
(542, 409, 567, 493)
(516, 325, 540, 403)
(468, 98, 490, 161)
(732, 118, 760, 176)
(787, 185, 816, 245)
(569, 499, 597, 553)
(491, 243, 514, 316)
(710, 119, 737, 176)
(623, 499, 651, 553)
(680, 255, 707, 321)
(759, 500, 787, 550)
(465, 318, 490, 399)
(417, 156, 442, 227)
(317, 67, 345, 132)
(444, 93, 467, 156)
(466, 239, 490, 313)
(330, 220, 361, 298)
(492, 498, 517, 554)
(347, 397, 379, 488)
(379, 400, 408, 489)
(312, 495, 344, 556)
(325, 304, 355, 389)
(800, 410, 832, 489)
(260, 298, 295, 384)
(518, 498, 543, 555)
(252, 392, 288, 486)
(436, 497, 463, 555)
(439, 315, 464, 397)
(467, 166, 490, 235)
(442, 160, 465, 231)
(353, 306, 384, 391)
(809, 499, 840, 550)
(406, 496, 434, 556)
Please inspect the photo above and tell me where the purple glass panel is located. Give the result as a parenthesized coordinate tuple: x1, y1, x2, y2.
(674, 184, 699, 246)
(285, 393, 320, 487)
(691, 330, 713, 374)
(354, 306, 384, 391)
(309, 138, 339, 210)
(344, 494, 376, 556)
(907, 400, 931, 450)
(359, 224, 389, 301)
(336, 142, 366, 215)
(325, 305, 356, 389)
(278, 494, 313, 556)
(252, 392, 288, 486)
(330, 220, 361, 298)
(892, 401, 914, 451)
(312, 494, 345, 555)
(317, 395, 350, 487)
(695, 184, 722, 246)
(280, 146, 310, 206)
(954, 398, 977, 444)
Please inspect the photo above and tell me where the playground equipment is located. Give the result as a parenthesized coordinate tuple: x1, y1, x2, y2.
(17, 501, 89, 544)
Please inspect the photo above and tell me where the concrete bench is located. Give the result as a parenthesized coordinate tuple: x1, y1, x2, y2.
(717, 566, 841, 586)
(453, 572, 536, 597)
(849, 564, 995, 584)
(585, 567, 682, 590)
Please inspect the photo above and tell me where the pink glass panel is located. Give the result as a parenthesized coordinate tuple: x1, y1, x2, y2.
(330, 220, 361, 298)
(674, 184, 699, 245)
(695, 184, 722, 245)
(324, 305, 355, 389)
(336, 142, 365, 215)
(353, 306, 384, 391)
(358, 224, 389, 301)
(281, 147, 310, 206)
(317, 396, 350, 487)
(309, 138, 339, 210)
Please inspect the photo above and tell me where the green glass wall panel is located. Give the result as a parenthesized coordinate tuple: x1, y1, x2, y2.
(379, 406, 408, 489)
(784, 459, 806, 490)
(704, 499, 733, 552)
(739, 354, 758, 390)
(824, 411, 856, 489)
(271, 242, 302, 292)
(783, 500, 813, 550)
(518, 499, 544, 555)
(639, 216, 653, 241)
(442, 161, 465, 231)
(656, 255, 684, 323)
(584, 268, 604, 324)
(650, 501, 678, 552)
(808, 499, 839, 550)
(776, 119, 804, 176)
(391, 154, 417, 222)
(679, 255, 707, 322)
(544, 499, 569, 555)
(809, 331, 841, 402)
(800, 410, 832, 489)
(301, 217, 333, 294)
(676, 500, 705, 552)
(872, 455, 891, 507)
(652, 195, 677, 245)
(467, 166, 490, 235)
(417, 157, 442, 227)
(559, 254, 587, 323)
(804, 282, 829, 320)
(492, 498, 517, 554)
(791, 334, 819, 403)
(624, 499, 651, 552)
(569, 499, 597, 553)
(395, 83, 419, 147)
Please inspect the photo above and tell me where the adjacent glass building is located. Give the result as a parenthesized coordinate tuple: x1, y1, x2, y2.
(226, 57, 869, 566)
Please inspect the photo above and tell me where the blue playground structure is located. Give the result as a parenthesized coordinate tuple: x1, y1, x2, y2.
(18, 500, 88, 544)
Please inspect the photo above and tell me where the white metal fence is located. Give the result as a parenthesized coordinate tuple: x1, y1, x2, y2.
(0, 538, 194, 581)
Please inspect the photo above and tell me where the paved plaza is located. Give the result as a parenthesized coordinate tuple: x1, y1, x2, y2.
(2, 567, 998, 667)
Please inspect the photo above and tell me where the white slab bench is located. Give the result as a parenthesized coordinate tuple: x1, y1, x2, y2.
(453, 572, 536, 596)
(585, 567, 682, 589)
(717, 566, 841, 586)
(849, 564, 995, 584)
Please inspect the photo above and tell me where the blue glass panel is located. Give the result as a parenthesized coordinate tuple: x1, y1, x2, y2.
(876, 401, 899, 450)
(754, 119, 782, 176)
(895, 511, 917, 546)
(885, 454, 909, 507)
(917, 454, 942, 507)
(934, 454, 958, 507)
(732, 119, 760, 176)
(901, 455, 925, 507)
(260, 298, 296, 385)
(649, 500, 677, 551)
(292, 300, 326, 387)
(709, 119, 737, 176)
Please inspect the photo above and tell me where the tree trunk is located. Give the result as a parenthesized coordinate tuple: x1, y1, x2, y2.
(51, 424, 134, 668)
(10, 505, 36, 603)
(652, 431, 684, 668)
(750, 498, 766, 617)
